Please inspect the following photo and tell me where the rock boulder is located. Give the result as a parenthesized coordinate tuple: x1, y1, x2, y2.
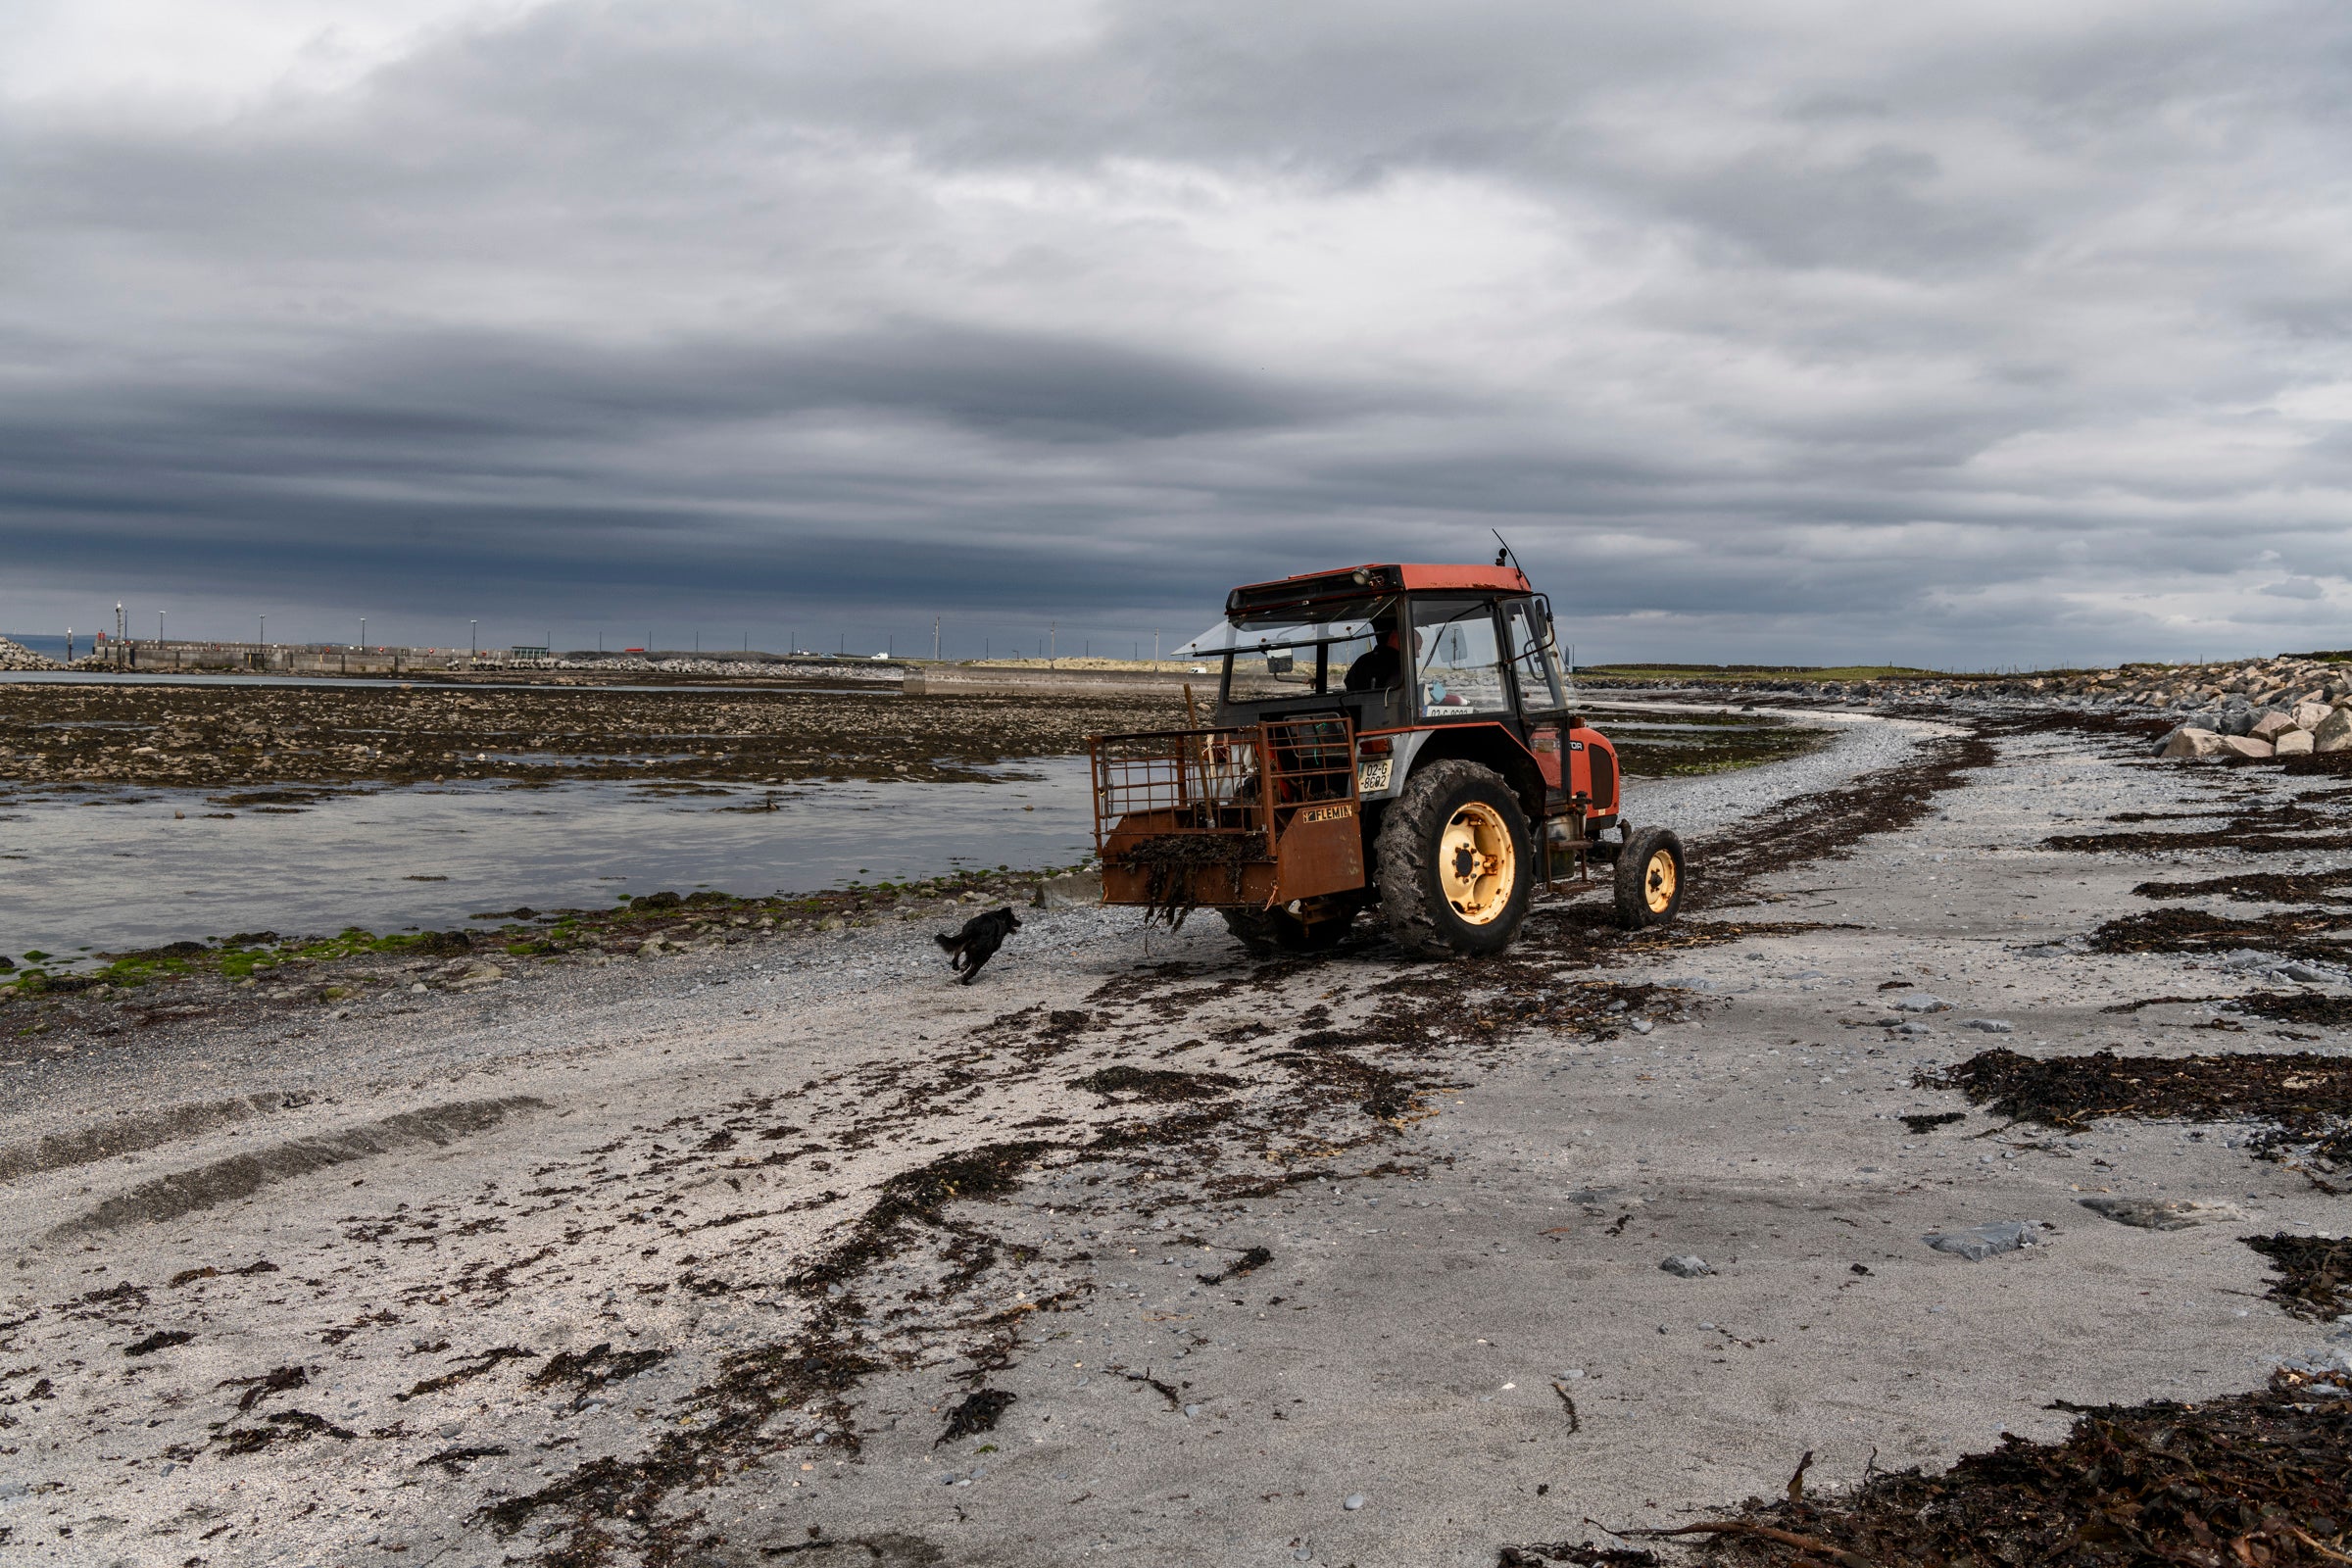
(2315, 708, 2352, 754)
(2220, 735, 2276, 760)
(2156, 726, 2225, 760)
(2276, 729, 2316, 756)
(2250, 710, 2300, 741)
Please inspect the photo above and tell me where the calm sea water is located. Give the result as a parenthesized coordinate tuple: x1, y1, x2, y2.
(0, 760, 1092, 965)
(0, 694, 1794, 967)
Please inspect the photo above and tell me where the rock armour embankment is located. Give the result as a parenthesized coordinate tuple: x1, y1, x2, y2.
(0, 635, 60, 671)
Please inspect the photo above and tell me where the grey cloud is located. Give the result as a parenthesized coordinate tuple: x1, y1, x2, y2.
(2260, 577, 2327, 600)
(4, 1, 2352, 663)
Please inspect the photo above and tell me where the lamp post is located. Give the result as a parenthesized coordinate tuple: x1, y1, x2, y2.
(470, 620, 477, 657)
(258, 614, 265, 644)
(158, 611, 165, 642)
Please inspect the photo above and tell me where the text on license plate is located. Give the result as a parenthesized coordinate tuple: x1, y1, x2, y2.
(1357, 758, 1394, 793)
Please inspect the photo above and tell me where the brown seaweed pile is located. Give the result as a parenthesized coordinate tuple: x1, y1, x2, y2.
(1592, 1388, 2351, 1568)
(1107, 832, 1261, 929)
(2133, 869, 2352, 905)
(2242, 1233, 2352, 1322)
(1925, 1048, 2352, 1174)
(2045, 797, 2352, 855)
(2085, 906, 2352, 964)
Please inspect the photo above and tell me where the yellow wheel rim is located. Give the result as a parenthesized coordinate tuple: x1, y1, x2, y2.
(1643, 847, 1678, 913)
(1439, 801, 1516, 925)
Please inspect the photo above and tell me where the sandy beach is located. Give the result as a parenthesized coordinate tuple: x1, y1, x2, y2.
(2, 704, 2347, 1567)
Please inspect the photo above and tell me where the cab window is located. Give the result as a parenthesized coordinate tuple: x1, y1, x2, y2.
(1410, 599, 1509, 717)
(1502, 598, 1563, 710)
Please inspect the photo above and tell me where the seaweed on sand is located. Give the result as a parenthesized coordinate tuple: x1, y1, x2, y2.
(2084, 906, 2352, 964)
(785, 1141, 1060, 1295)
(1067, 1065, 1242, 1102)
(1686, 731, 1999, 906)
(478, 1306, 881, 1564)
(2233, 992, 2352, 1029)
(2242, 1232, 2352, 1321)
(933, 1388, 1015, 1446)
(1925, 1048, 2352, 1173)
(2132, 868, 2352, 905)
(1600, 1387, 2351, 1568)
(528, 1344, 672, 1410)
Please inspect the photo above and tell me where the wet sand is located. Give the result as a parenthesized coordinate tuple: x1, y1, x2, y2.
(2, 707, 2348, 1566)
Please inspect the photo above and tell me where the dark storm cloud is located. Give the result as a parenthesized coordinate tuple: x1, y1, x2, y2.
(3, 0, 2351, 663)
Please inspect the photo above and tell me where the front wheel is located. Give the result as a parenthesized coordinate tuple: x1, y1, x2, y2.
(1614, 825, 1686, 929)
(1373, 760, 1534, 956)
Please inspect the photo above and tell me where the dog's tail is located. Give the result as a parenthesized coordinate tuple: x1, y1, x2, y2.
(933, 932, 959, 953)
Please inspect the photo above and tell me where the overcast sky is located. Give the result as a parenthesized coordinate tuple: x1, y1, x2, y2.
(4, 1, 2349, 665)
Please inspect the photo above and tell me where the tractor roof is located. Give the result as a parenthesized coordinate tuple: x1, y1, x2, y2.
(1227, 563, 1531, 615)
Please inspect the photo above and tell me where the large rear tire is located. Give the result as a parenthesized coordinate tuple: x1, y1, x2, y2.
(1614, 826, 1686, 929)
(1374, 760, 1534, 956)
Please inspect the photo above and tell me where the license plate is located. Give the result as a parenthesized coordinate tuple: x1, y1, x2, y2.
(1358, 758, 1394, 793)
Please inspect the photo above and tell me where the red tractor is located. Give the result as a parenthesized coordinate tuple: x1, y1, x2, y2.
(1089, 561, 1687, 956)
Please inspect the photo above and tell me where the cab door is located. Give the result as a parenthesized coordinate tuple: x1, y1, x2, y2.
(1500, 597, 1567, 790)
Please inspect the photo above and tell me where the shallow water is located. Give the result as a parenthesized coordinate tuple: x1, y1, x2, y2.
(0, 670, 895, 696)
(0, 760, 1093, 964)
(0, 705, 1808, 966)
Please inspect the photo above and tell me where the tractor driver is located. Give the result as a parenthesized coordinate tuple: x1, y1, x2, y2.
(1344, 622, 1407, 693)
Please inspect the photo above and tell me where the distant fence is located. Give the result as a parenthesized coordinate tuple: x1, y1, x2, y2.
(89, 640, 492, 675)
(904, 664, 1206, 698)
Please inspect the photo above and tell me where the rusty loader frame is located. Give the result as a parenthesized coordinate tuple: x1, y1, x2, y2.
(1090, 713, 1365, 914)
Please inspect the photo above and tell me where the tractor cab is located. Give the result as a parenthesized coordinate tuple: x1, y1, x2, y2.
(1183, 563, 1597, 821)
(1090, 562, 1686, 956)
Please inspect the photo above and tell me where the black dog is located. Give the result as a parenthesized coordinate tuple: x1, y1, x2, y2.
(935, 906, 1021, 985)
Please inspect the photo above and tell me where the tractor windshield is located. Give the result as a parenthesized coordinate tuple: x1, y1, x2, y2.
(1178, 596, 1394, 702)
(1412, 599, 1511, 716)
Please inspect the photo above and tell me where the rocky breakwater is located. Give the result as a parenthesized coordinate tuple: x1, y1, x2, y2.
(2073, 654, 2352, 760)
(1583, 652, 2352, 719)
(2155, 699, 2352, 760)
(0, 635, 60, 671)
(1869, 651, 2352, 760)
